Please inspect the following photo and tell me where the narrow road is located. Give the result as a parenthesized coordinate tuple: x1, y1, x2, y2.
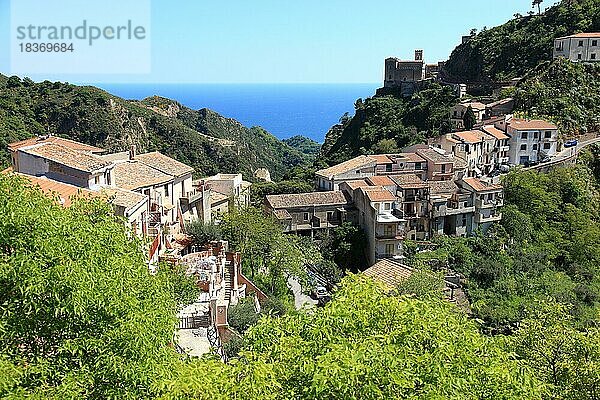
(287, 277, 317, 310)
(525, 134, 600, 171)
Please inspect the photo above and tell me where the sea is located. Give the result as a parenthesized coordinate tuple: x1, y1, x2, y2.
(95, 83, 380, 143)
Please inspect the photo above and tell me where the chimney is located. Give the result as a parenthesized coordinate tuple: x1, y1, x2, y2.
(415, 49, 423, 61)
(129, 144, 136, 160)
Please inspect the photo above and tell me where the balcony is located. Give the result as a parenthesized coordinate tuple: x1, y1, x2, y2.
(498, 157, 509, 164)
(476, 198, 503, 209)
(498, 146, 510, 152)
(434, 205, 475, 217)
(181, 190, 204, 204)
(475, 212, 502, 223)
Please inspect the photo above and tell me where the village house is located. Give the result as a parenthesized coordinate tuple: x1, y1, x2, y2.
(316, 155, 377, 191)
(481, 125, 510, 167)
(265, 191, 355, 236)
(348, 185, 405, 265)
(202, 173, 252, 209)
(495, 117, 559, 165)
(458, 178, 503, 232)
(430, 130, 495, 176)
(553, 32, 600, 62)
(450, 100, 486, 130)
(176, 241, 267, 358)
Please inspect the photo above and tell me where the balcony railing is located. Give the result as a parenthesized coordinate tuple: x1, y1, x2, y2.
(475, 212, 503, 223)
(181, 190, 203, 204)
(476, 198, 503, 209)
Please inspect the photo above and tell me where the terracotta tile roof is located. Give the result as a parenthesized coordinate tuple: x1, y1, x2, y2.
(416, 148, 452, 164)
(428, 180, 458, 195)
(367, 176, 396, 186)
(451, 130, 489, 144)
(113, 161, 172, 190)
(509, 118, 558, 131)
(267, 191, 350, 209)
(558, 32, 600, 39)
(453, 157, 468, 169)
(461, 177, 502, 192)
(273, 209, 292, 220)
(210, 192, 230, 205)
(396, 153, 426, 163)
(459, 101, 486, 111)
(101, 187, 147, 211)
(21, 143, 113, 173)
(486, 98, 513, 108)
(316, 155, 376, 179)
(101, 151, 130, 162)
(371, 154, 394, 164)
(482, 125, 509, 140)
(391, 174, 428, 189)
(14, 173, 97, 207)
(363, 187, 396, 202)
(363, 260, 414, 288)
(134, 152, 194, 178)
(8, 136, 104, 153)
(343, 180, 371, 190)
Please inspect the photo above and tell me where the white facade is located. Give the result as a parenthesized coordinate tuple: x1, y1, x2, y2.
(554, 33, 600, 62)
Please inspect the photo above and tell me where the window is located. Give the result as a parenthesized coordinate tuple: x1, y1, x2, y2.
(592, 53, 597, 60)
(415, 162, 422, 170)
(164, 184, 170, 197)
(461, 214, 467, 227)
(453, 110, 458, 117)
(520, 144, 527, 151)
(579, 40, 584, 47)
(593, 40, 598, 46)
(533, 144, 538, 150)
(386, 164, 392, 172)
(545, 131, 552, 138)
(521, 132, 528, 139)
(106, 172, 111, 186)
(441, 164, 446, 173)
(355, 170, 360, 174)
(578, 54, 582, 60)
(94, 176, 100, 185)
(327, 211, 334, 221)
(384, 203, 391, 210)
(534, 132, 539, 139)
(385, 244, 395, 256)
(303, 212, 309, 221)
(544, 143, 551, 150)
(181, 181, 185, 195)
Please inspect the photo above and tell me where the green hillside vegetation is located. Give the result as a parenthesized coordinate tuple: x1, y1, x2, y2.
(0, 76, 310, 180)
(442, 0, 600, 83)
(283, 135, 321, 161)
(513, 58, 600, 134)
(318, 82, 457, 166)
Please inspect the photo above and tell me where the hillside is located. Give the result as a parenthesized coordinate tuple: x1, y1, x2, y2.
(442, 0, 600, 83)
(0, 76, 309, 180)
(282, 135, 321, 161)
(318, 82, 457, 166)
(513, 58, 600, 134)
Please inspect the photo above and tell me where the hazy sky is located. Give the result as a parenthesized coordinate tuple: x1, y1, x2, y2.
(0, 0, 559, 84)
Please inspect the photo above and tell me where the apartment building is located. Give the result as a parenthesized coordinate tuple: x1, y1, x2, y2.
(458, 178, 503, 232)
(265, 191, 355, 236)
(495, 117, 559, 165)
(553, 33, 600, 62)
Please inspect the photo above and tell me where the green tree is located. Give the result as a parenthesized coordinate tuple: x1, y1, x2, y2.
(0, 174, 185, 399)
(463, 105, 477, 130)
(160, 275, 543, 399)
(185, 220, 222, 245)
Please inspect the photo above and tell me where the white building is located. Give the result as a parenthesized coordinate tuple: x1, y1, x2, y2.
(554, 33, 600, 62)
(495, 117, 559, 165)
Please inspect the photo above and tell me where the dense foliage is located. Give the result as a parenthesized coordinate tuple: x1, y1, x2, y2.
(319, 83, 457, 165)
(0, 77, 311, 179)
(282, 135, 321, 161)
(160, 275, 543, 400)
(0, 174, 185, 399)
(514, 58, 600, 134)
(443, 0, 600, 82)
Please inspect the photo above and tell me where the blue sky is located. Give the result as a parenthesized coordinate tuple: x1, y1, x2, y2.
(0, 0, 558, 84)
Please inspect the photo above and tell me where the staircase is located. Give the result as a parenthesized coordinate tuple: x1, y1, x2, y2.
(224, 263, 233, 301)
